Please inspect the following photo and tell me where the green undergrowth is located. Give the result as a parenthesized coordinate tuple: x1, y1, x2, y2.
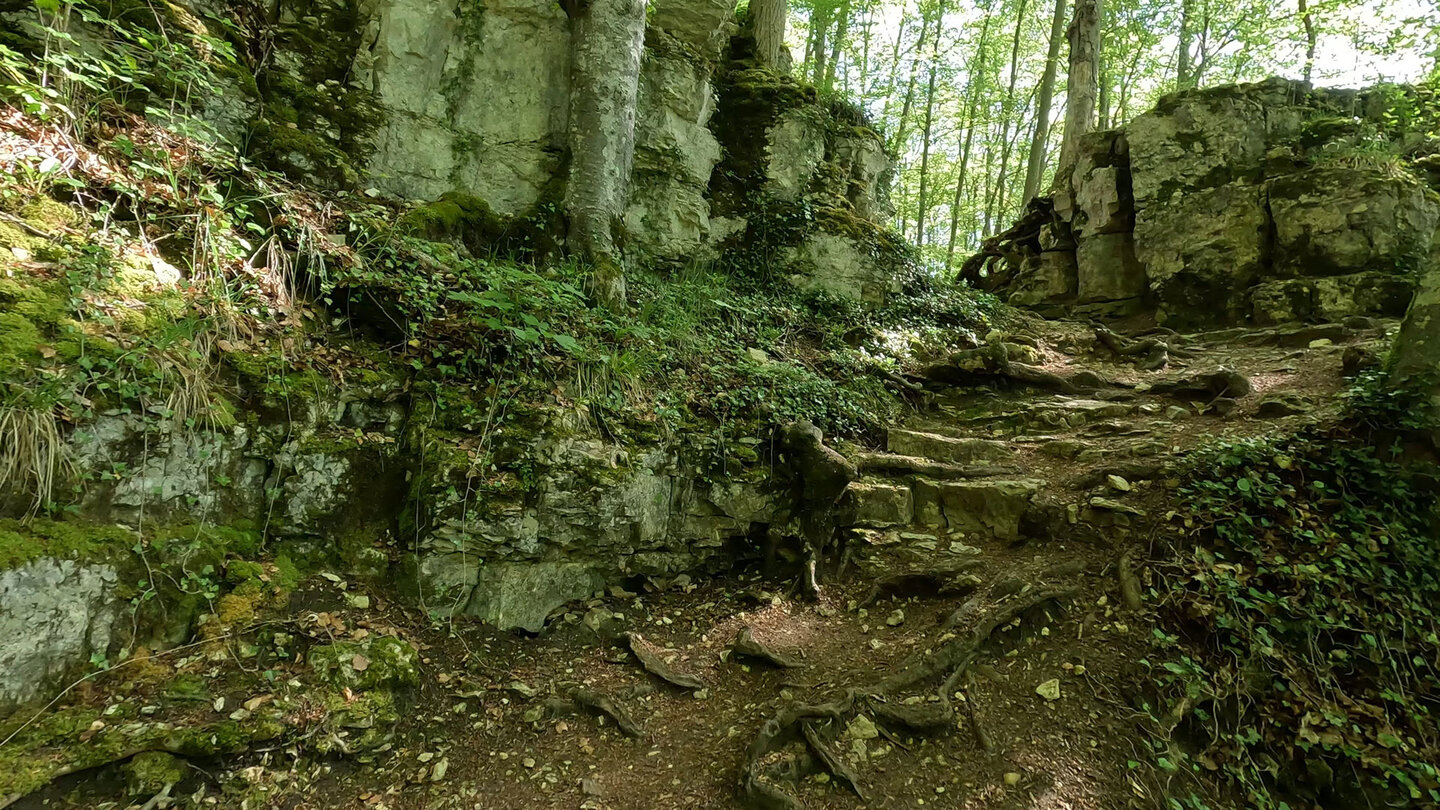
(1144, 371, 1440, 809)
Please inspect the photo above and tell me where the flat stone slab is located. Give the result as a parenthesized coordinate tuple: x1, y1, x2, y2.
(887, 429, 1015, 465)
(920, 479, 1045, 541)
(843, 481, 914, 528)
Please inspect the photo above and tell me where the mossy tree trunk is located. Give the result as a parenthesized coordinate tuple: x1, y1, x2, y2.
(564, 0, 648, 312)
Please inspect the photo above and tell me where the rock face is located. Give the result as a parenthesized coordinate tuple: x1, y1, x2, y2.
(249, 0, 899, 298)
(965, 79, 1439, 328)
(0, 559, 119, 710)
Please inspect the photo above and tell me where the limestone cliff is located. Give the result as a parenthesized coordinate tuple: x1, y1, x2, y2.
(966, 79, 1440, 328)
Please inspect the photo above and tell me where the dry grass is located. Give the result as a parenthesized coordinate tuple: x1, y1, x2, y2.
(0, 404, 75, 515)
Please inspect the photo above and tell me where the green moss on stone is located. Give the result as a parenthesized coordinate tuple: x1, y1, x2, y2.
(0, 519, 136, 571)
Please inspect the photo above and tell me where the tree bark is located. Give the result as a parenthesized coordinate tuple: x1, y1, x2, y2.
(564, 0, 648, 312)
(809, 2, 833, 85)
(1056, 0, 1101, 183)
(877, 0, 912, 121)
(750, 0, 791, 70)
(991, 0, 1028, 220)
(1022, 0, 1067, 205)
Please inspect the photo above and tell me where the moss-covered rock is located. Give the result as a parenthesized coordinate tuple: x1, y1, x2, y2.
(308, 636, 419, 692)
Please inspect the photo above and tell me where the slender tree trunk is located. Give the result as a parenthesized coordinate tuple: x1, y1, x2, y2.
(750, 0, 791, 70)
(990, 0, 1027, 223)
(1056, 0, 1101, 182)
(810, 2, 832, 85)
(564, 0, 648, 312)
(889, 10, 933, 154)
(914, 7, 944, 247)
(878, 0, 912, 123)
(1299, 0, 1317, 83)
(983, 131, 998, 237)
(1176, 0, 1194, 88)
(1022, 0, 1067, 205)
(1098, 53, 1110, 129)
(824, 0, 850, 92)
(1117, 44, 1141, 123)
(946, 6, 996, 268)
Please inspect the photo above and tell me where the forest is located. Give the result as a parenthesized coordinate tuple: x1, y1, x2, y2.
(0, 0, 1438, 809)
(756, 0, 1440, 267)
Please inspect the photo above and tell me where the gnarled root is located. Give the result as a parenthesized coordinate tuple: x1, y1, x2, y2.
(625, 633, 705, 690)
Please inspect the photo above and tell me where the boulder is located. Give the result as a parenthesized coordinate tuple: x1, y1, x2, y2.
(843, 482, 914, 528)
(932, 480, 1044, 541)
(0, 558, 120, 710)
(465, 561, 605, 632)
(786, 232, 900, 305)
(1134, 183, 1269, 327)
(1268, 167, 1438, 278)
(1009, 251, 1077, 308)
(1251, 272, 1416, 324)
(1076, 233, 1146, 304)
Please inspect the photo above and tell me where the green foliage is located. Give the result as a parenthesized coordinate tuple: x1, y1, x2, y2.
(1147, 375, 1440, 808)
(0, 0, 243, 143)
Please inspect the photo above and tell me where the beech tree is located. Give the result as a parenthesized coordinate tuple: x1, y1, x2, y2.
(563, 0, 648, 312)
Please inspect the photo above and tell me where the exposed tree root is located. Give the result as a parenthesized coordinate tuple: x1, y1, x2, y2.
(961, 685, 998, 754)
(921, 344, 1117, 394)
(1148, 369, 1251, 400)
(625, 632, 705, 690)
(740, 696, 857, 810)
(1093, 325, 1194, 371)
(738, 588, 1080, 808)
(732, 628, 804, 669)
(800, 719, 866, 800)
(851, 452, 1021, 480)
(859, 564, 983, 608)
(868, 696, 955, 734)
(875, 587, 1078, 697)
(1118, 553, 1144, 611)
(567, 686, 645, 738)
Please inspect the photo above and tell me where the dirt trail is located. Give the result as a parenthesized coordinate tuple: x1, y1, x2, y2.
(13, 314, 1392, 810)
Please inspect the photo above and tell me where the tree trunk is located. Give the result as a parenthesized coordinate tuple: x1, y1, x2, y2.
(946, 6, 996, 269)
(1022, 0, 1067, 205)
(750, 0, 791, 70)
(990, 0, 1027, 230)
(1176, 0, 1194, 88)
(1098, 51, 1110, 129)
(914, 0, 946, 246)
(888, 10, 933, 155)
(878, 0, 913, 124)
(810, 2, 832, 85)
(1299, 0, 1317, 83)
(823, 0, 850, 92)
(564, 0, 648, 312)
(1056, 0, 1101, 183)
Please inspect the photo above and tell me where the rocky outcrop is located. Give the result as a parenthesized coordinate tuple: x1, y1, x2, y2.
(253, 0, 900, 299)
(966, 79, 1440, 328)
